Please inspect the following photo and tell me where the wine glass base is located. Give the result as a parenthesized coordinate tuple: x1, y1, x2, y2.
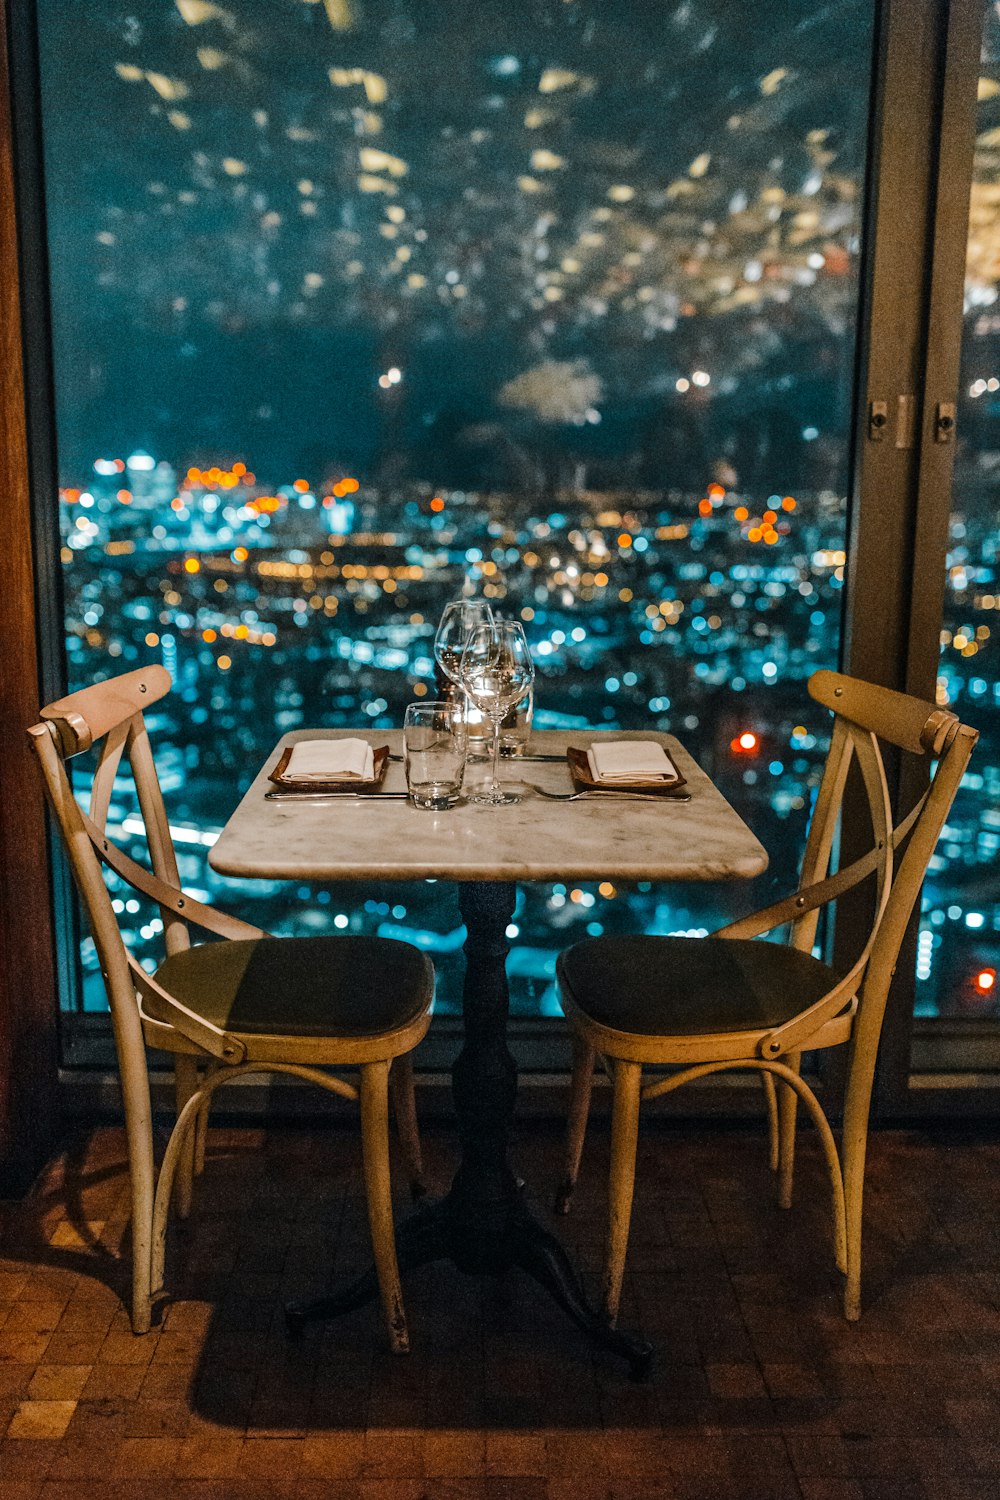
(471, 788, 520, 807)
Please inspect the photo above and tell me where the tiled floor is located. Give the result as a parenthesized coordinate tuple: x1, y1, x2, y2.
(1, 1115, 999, 1499)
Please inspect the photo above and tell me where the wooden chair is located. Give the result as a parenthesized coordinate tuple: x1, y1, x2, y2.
(555, 670, 978, 1324)
(28, 664, 434, 1352)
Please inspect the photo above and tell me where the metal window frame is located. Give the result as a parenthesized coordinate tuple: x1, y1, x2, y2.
(838, 0, 997, 1117)
(6, 0, 997, 1113)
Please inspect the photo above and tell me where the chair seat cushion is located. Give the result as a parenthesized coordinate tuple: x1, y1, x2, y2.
(155, 935, 433, 1039)
(557, 935, 842, 1037)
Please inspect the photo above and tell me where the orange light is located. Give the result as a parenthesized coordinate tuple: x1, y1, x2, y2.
(707, 482, 725, 498)
(293, 478, 310, 493)
(114, 459, 125, 472)
(233, 546, 248, 562)
(208, 467, 222, 483)
(764, 530, 779, 545)
(202, 629, 217, 643)
(184, 558, 200, 574)
(430, 496, 445, 512)
(731, 731, 759, 753)
(232, 462, 246, 477)
(117, 489, 132, 503)
(782, 496, 796, 511)
(187, 467, 201, 483)
(698, 499, 712, 517)
(763, 509, 777, 524)
(734, 506, 749, 522)
(617, 533, 632, 548)
(976, 969, 996, 993)
(342, 477, 360, 493)
(748, 527, 762, 543)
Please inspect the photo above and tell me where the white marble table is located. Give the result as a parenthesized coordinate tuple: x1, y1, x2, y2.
(209, 728, 768, 884)
(211, 728, 767, 1376)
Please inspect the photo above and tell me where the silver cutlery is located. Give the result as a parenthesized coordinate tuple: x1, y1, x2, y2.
(265, 789, 410, 801)
(523, 784, 691, 803)
(505, 754, 569, 763)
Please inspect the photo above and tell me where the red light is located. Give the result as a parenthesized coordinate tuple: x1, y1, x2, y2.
(730, 731, 759, 753)
(975, 969, 996, 993)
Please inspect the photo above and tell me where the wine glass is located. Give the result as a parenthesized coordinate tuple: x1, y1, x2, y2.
(434, 598, 494, 743)
(434, 599, 494, 687)
(459, 619, 535, 806)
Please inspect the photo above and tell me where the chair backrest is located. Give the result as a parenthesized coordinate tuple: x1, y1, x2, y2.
(28, 666, 255, 1067)
(718, 669, 977, 1065)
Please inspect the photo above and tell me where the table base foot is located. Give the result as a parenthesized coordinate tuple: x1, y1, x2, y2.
(284, 1186, 653, 1379)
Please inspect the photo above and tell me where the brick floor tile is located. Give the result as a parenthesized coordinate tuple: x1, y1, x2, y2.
(423, 1430, 486, 1477)
(112, 1436, 183, 1476)
(25, 1369, 90, 1403)
(79, 1364, 146, 1400)
(361, 1431, 424, 1478)
(300, 1432, 365, 1478)
(0, 1439, 61, 1479)
(485, 1432, 548, 1476)
(173, 1434, 245, 1478)
(5, 1404, 77, 1441)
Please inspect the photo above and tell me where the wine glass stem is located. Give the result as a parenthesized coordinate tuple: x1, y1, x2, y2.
(490, 714, 503, 793)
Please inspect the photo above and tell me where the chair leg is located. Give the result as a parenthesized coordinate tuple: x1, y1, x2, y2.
(556, 1034, 596, 1214)
(120, 1057, 156, 1333)
(604, 1059, 642, 1327)
(193, 1062, 217, 1178)
(761, 1070, 780, 1174)
(841, 1059, 875, 1323)
(173, 1056, 199, 1220)
(389, 1053, 425, 1200)
(360, 1060, 410, 1354)
(777, 1050, 801, 1210)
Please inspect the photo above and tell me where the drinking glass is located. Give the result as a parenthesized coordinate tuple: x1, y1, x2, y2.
(403, 701, 466, 810)
(459, 619, 535, 806)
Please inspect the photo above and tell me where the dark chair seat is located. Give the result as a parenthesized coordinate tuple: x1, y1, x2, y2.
(557, 935, 844, 1037)
(155, 935, 433, 1038)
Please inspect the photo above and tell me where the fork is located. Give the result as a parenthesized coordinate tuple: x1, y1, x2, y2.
(524, 784, 691, 803)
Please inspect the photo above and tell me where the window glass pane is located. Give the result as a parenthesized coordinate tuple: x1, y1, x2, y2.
(916, 3, 1000, 1024)
(36, 1, 874, 1035)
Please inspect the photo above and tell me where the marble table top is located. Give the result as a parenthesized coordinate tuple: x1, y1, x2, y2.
(209, 729, 768, 885)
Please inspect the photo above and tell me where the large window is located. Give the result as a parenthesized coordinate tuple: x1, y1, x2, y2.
(36, 1, 875, 1032)
(916, 0, 1000, 1022)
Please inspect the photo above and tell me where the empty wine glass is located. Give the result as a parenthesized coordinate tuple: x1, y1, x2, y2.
(459, 619, 535, 806)
(434, 598, 494, 686)
(434, 598, 493, 744)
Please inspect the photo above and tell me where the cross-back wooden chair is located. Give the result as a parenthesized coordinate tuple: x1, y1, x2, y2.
(555, 670, 978, 1324)
(29, 664, 434, 1351)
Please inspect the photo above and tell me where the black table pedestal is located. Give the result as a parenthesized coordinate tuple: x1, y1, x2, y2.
(286, 880, 652, 1379)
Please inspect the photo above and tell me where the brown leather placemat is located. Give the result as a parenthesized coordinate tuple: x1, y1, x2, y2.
(566, 745, 687, 796)
(268, 743, 390, 794)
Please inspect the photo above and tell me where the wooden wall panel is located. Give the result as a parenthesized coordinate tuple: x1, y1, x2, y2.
(0, 1, 59, 1195)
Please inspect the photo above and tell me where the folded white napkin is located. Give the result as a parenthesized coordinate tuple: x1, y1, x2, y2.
(587, 740, 679, 783)
(284, 738, 375, 782)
